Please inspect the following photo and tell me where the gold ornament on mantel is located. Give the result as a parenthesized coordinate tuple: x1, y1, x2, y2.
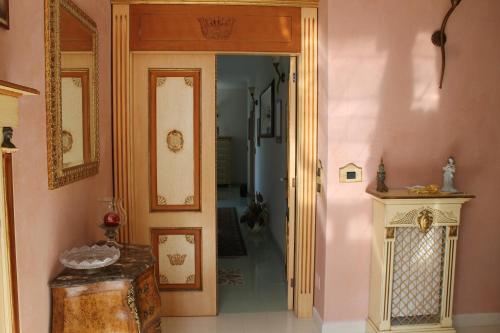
(417, 209, 434, 233)
(407, 184, 440, 195)
(166, 130, 184, 153)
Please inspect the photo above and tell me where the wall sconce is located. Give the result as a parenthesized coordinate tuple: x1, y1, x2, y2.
(431, 0, 463, 89)
(273, 57, 286, 93)
(248, 86, 258, 106)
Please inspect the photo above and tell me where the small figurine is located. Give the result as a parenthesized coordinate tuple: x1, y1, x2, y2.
(1, 127, 16, 149)
(441, 156, 458, 193)
(377, 158, 389, 192)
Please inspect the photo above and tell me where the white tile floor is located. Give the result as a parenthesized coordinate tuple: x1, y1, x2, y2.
(162, 311, 320, 333)
(217, 186, 288, 313)
(161, 314, 498, 333)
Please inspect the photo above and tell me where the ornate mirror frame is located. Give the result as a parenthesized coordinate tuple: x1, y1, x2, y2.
(45, 0, 99, 189)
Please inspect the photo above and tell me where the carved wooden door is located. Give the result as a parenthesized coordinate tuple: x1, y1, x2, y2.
(131, 54, 216, 316)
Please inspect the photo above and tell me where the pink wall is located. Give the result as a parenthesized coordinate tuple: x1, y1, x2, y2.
(0, 0, 112, 331)
(314, 0, 329, 318)
(317, 0, 500, 322)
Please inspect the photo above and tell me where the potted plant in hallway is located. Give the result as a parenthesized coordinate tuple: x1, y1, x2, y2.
(240, 192, 268, 233)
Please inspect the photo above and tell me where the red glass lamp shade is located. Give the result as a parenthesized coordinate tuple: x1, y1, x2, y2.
(103, 212, 121, 226)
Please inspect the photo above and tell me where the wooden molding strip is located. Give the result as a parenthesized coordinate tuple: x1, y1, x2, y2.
(294, 7, 317, 319)
(112, 0, 318, 7)
(112, 5, 133, 244)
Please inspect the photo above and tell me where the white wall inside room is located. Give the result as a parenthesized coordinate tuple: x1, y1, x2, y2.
(217, 87, 248, 185)
(218, 55, 290, 259)
(254, 57, 289, 259)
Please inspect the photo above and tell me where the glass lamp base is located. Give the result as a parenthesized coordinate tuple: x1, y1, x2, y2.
(99, 223, 123, 248)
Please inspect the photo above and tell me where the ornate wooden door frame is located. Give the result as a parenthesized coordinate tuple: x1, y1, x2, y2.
(112, 0, 318, 318)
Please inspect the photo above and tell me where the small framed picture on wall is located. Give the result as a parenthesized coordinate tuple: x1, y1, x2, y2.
(259, 80, 275, 138)
(0, 0, 9, 29)
(275, 100, 282, 144)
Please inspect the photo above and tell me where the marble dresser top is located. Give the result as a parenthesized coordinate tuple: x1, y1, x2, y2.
(49, 244, 156, 288)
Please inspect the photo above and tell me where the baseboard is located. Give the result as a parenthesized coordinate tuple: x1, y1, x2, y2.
(312, 312, 500, 333)
(312, 308, 365, 333)
(322, 320, 365, 333)
(454, 313, 500, 328)
(312, 307, 323, 330)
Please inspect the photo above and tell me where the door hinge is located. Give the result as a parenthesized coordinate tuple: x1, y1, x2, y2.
(292, 178, 296, 188)
(290, 278, 295, 288)
(316, 160, 323, 193)
(293, 73, 297, 83)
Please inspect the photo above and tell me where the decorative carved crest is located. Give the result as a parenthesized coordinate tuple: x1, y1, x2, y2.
(197, 16, 235, 40)
(184, 77, 193, 87)
(390, 207, 457, 228)
(166, 130, 184, 153)
(185, 235, 195, 244)
(184, 195, 194, 205)
(186, 274, 195, 284)
(157, 195, 167, 205)
(157, 77, 167, 87)
(449, 226, 458, 237)
(71, 78, 82, 88)
(386, 227, 395, 239)
(417, 209, 434, 233)
(167, 253, 187, 266)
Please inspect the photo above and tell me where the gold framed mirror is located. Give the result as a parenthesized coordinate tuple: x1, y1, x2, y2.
(45, 0, 99, 189)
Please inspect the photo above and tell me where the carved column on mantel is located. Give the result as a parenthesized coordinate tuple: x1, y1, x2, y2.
(0, 79, 39, 333)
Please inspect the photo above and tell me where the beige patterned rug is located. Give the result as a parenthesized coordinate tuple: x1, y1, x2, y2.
(218, 268, 244, 286)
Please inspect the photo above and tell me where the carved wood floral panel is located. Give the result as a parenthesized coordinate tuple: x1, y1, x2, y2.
(149, 70, 201, 211)
(151, 228, 202, 291)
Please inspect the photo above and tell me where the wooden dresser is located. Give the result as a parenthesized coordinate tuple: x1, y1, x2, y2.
(50, 245, 161, 333)
(217, 136, 232, 186)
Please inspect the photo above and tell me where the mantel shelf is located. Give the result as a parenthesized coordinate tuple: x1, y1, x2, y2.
(0, 80, 40, 128)
(0, 80, 39, 97)
(366, 188, 475, 200)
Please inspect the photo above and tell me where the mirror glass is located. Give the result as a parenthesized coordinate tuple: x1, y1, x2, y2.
(60, 6, 95, 168)
(46, 0, 99, 189)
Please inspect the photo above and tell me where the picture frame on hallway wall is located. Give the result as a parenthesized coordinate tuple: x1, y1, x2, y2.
(275, 99, 282, 144)
(0, 0, 9, 29)
(259, 80, 275, 138)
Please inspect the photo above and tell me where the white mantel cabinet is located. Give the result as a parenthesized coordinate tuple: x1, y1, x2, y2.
(366, 189, 474, 333)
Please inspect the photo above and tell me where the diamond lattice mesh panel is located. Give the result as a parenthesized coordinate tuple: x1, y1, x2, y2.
(391, 226, 446, 326)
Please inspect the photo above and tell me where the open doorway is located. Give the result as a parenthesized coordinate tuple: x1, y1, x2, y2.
(216, 55, 293, 313)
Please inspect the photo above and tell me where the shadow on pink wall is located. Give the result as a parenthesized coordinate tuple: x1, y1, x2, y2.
(317, 0, 500, 322)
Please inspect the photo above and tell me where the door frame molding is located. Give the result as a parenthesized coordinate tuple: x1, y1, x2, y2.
(112, 0, 318, 318)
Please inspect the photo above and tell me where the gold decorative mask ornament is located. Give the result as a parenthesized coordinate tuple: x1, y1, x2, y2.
(417, 209, 434, 233)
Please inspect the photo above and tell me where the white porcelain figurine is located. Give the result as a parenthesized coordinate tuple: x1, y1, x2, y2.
(441, 157, 458, 193)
